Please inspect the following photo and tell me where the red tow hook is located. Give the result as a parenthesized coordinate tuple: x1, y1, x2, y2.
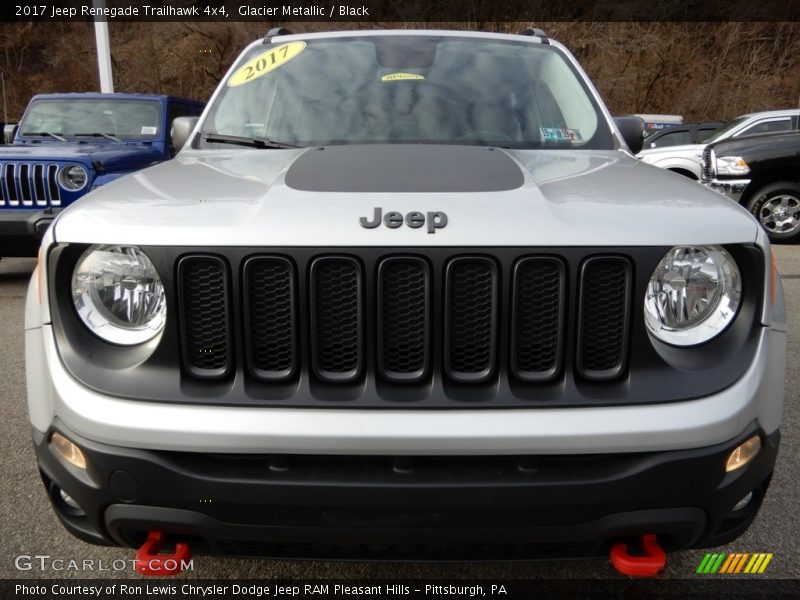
(609, 534, 666, 577)
(134, 531, 192, 576)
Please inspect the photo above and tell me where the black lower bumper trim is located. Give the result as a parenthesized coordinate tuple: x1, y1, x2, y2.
(104, 505, 706, 561)
(0, 208, 60, 256)
(34, 422, 779, 561)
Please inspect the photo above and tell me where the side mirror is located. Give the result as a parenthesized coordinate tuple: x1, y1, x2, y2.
(613, 116, 645, 154)
(4, 124, 18, 145)
(170, 116, 199, 152)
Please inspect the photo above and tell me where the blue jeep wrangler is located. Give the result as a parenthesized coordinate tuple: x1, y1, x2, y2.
(0, 93, 204, 257)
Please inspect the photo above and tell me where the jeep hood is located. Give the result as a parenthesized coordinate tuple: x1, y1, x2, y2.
(54, 144, 758, 247)
(0, 142, 162, 170)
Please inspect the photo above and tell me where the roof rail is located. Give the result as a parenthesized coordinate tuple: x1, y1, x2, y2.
(519, 27, 549, 42)
(263, 27, 293, 44)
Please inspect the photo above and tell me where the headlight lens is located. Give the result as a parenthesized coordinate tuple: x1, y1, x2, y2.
(715, 156, 750, 176)
(72, 245, 166, 345)
(644, 245, 741, 346)
(59, 165, 88, 191)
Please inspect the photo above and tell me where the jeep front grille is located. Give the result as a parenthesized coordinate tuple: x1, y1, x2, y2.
(0, 162, 61, 207)
(53, 244, 762, 408)
(175, 251, 634, 398)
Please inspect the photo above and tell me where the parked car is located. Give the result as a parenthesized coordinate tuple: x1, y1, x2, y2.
(0, 93, 204, 258)
(637, 109, 800, 179)
(632, 113, 684, 134)
(26, 28, 784, 577)
(702, 131, 800, 242)
(641, 122, 723, 150)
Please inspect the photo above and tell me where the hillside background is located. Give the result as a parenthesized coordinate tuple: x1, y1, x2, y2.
(0, 21, 797, 122)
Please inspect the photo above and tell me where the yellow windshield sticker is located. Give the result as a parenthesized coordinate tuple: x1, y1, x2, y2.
(381, 72, 425, 82)
(228, 42, 306, 87)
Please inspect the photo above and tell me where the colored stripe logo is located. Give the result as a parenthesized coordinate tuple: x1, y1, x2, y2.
(696, 552, 773, 574)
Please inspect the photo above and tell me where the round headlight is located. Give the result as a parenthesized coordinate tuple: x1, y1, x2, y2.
(59, 165, 88, 191)
(644, 245, 741, 346)
(72, 245, 166, 345)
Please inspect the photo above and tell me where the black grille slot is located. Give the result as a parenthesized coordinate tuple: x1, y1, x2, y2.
(377, 257, 430, 382)
(177, 255, 233, 379)
(310, 257, 363, 382)
(511, 257, 565, 381)
(244, 256, 297, 381)
(5, 164, 17, 203)
(47, 164, 60, 205)
(445, 257, 498, 383)
(577, 257, 632, 380)
(19, 163, 31, 203)
(33, 164, 46, 203)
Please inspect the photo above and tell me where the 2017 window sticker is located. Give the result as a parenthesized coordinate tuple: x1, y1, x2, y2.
(228, 42, 306, 87)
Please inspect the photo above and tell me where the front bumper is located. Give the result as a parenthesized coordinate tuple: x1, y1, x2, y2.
(705, 179, 751, 203)
(35, 423, 778, 560)
(26, 321, 786, 455)
(0, 208, 60, 256)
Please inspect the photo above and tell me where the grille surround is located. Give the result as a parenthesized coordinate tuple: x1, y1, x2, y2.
(49, 244, 764, 409)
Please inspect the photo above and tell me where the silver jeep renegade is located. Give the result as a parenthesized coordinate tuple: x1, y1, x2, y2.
(24, 29, 785, 575)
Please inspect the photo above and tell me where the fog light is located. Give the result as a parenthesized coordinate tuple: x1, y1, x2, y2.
(59, 489, 80, 510)
(731, 491, 754, 512)
(726, 435, 761, 472)
(50, 432, 87, 470)
(55, 487, 85, 517)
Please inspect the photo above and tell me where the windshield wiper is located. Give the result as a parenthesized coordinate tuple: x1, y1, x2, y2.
(74, 132, 122, 143)
(203, 133, 298, 149)
(24, 131, 67, 142)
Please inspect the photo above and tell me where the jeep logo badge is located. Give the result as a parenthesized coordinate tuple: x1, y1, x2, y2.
(359, 207, 448, 234)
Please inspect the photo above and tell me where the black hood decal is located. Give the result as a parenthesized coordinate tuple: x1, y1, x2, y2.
(285, 144, 524, 193)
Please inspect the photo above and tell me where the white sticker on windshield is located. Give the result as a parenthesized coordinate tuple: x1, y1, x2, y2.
(141, 126, 157, 135)
(540, 127, 582, 142)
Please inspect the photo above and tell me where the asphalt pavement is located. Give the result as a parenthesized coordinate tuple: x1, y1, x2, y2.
(1, 249, 798, 580)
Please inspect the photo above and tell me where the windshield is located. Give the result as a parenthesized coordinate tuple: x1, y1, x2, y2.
(702, 116, 749, 144)
(201, 35, 614, 149)
(19, 99, 162, 140)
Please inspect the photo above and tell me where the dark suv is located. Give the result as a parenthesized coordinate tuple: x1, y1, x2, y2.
(642, 122, 723, 150)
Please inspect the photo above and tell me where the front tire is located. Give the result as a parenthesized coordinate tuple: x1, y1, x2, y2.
(746, 182, 800, 242)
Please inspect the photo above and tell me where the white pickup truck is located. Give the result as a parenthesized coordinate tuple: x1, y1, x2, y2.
(637, 109, 800, 180)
